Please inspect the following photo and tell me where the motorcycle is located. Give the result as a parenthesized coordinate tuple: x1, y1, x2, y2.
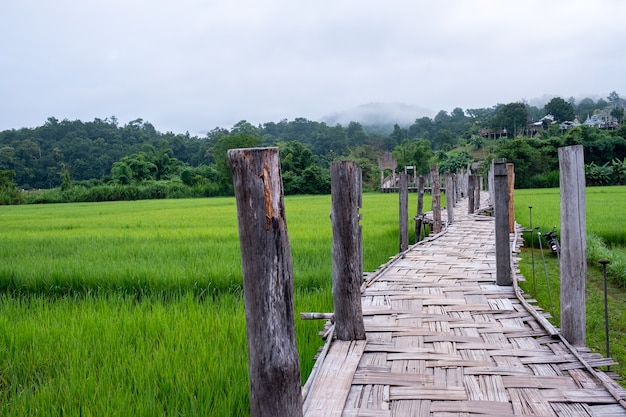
(544, 226, 560, 256)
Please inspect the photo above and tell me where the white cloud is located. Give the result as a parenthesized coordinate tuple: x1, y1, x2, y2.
(1, 0, 625, 134)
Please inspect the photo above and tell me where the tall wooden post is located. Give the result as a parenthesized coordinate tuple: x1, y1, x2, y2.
(559, 145, 587, 346)
(493, 158, 512, 286)
(431, 165, 442, 233)
(415, 175, 425, 243)
(452, 173, 457, 207)
(468, 174, 475, 214)
(507, 163, 515, 233)
(417, 175, 425, 216)
(474, 175, 481, 211)
(446, 173, 454, 225)
(228, 147, 303, 417)
(331, 161, 366, 341)
(399, 172, 409, 252)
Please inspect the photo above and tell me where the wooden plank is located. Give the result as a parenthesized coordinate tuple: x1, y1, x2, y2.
(541, 389, 617, 404)
(590, 404, 626, 416)
(352, 371, 433, 386)
(509, 388, 557, 416)
(430, 400, 515, 415)
(304, 340, 366, 417)
(389, 386, 467, 401)
(501, 375, 578, 389)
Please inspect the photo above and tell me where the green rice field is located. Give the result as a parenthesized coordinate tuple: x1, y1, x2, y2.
(3, 186, 625, 415)
(514, 186, 626, 383)
(0, 193, 428, 416)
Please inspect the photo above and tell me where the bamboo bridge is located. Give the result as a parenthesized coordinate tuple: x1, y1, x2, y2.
(301, 193, 626, 417)
(228, 148, 626, 417)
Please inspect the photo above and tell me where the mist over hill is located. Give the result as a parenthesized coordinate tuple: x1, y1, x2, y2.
(322, 102, 433, 135)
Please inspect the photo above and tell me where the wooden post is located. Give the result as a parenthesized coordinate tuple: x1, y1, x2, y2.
(559, 145, 587, 346)
(414, 175, 426, 243)
(228, 147, 303, 417)
(431, 165, 442, 233)
(417, 175, 425, 216)
(468, 174, 475, 214)
(493, 158, 512, 286)
(331, 161, 366, 341)
(446, 173, 454, 225)
(399, 172, 409, 252)
(507, 163, 515, 233)
(474, 175, 481, 211)
(452, 173, 457, 207)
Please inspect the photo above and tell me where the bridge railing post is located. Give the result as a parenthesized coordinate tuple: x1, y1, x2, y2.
(493, 158, 512, 286)
(431, 165, 442, 233)
(330, 161, 366, 341)
(507, 163, 515, 233)
(446, 172, 454, 225)
(559, 145, 587, 346)
(399, 172, 409, 252)
(228, 147, 303, 417)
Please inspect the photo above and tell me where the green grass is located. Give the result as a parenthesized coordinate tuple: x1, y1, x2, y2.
(515, 185, 626, 246)
(515, 186, 626, 384)
(0, 192, 430, 416)
(517, 249, 626, 384)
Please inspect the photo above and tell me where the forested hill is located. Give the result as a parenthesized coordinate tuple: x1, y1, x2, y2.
(1, 93, 626, 201)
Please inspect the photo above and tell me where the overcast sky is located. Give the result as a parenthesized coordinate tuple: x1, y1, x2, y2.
(2, 0, 625, 136)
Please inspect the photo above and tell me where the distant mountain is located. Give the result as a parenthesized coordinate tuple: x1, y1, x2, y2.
(323, 102, 433, 135)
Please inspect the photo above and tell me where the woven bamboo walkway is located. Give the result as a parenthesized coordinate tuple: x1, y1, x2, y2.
(303, 194, 626, 417)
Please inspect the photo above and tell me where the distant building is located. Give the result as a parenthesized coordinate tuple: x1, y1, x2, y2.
(583, 109, 619, 129)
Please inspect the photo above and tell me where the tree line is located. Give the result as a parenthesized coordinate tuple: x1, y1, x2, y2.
(1, 92, 626, 204)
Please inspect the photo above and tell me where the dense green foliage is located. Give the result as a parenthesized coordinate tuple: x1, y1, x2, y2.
(1, 92, 626, 203)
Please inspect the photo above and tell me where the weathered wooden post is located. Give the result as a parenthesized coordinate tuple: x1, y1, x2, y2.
(452, 173, 457, 207)
(474, 175, 481, 211)
(507, 163, 515, 233)
(431, 165, 442, 233)
(559, 145, 587, 346)
(228, 147, 303, 417)
(330, 161, 366, 341)
(493, 158, 512, 286)
(399, 172, 409, 252)
(415, 175, 426, 242)
(445, 172, 454, 225)
(468, 174, 475, 214)
(417, 175, 425, 216)
(488, 162, 495, 206)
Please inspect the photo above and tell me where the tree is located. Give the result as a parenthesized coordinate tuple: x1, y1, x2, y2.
(575, 97, 598, 120)
(433, 129, 456, 150)
(391, 139, 432, 175)
(544, 97, 575, 122)
(492, 102, 528, 138)
(409, 117, 434, 141)
(611, 106, 624, 123)
(611, 158, 626, 185)
(607, 91, 621, 106)
(212, 133, 262, 192)
(0, 169, 23, 204)
(59, 163, 71, 191)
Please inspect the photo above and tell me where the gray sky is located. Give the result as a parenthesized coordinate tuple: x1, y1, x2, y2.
(2, 0, 625, 136)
